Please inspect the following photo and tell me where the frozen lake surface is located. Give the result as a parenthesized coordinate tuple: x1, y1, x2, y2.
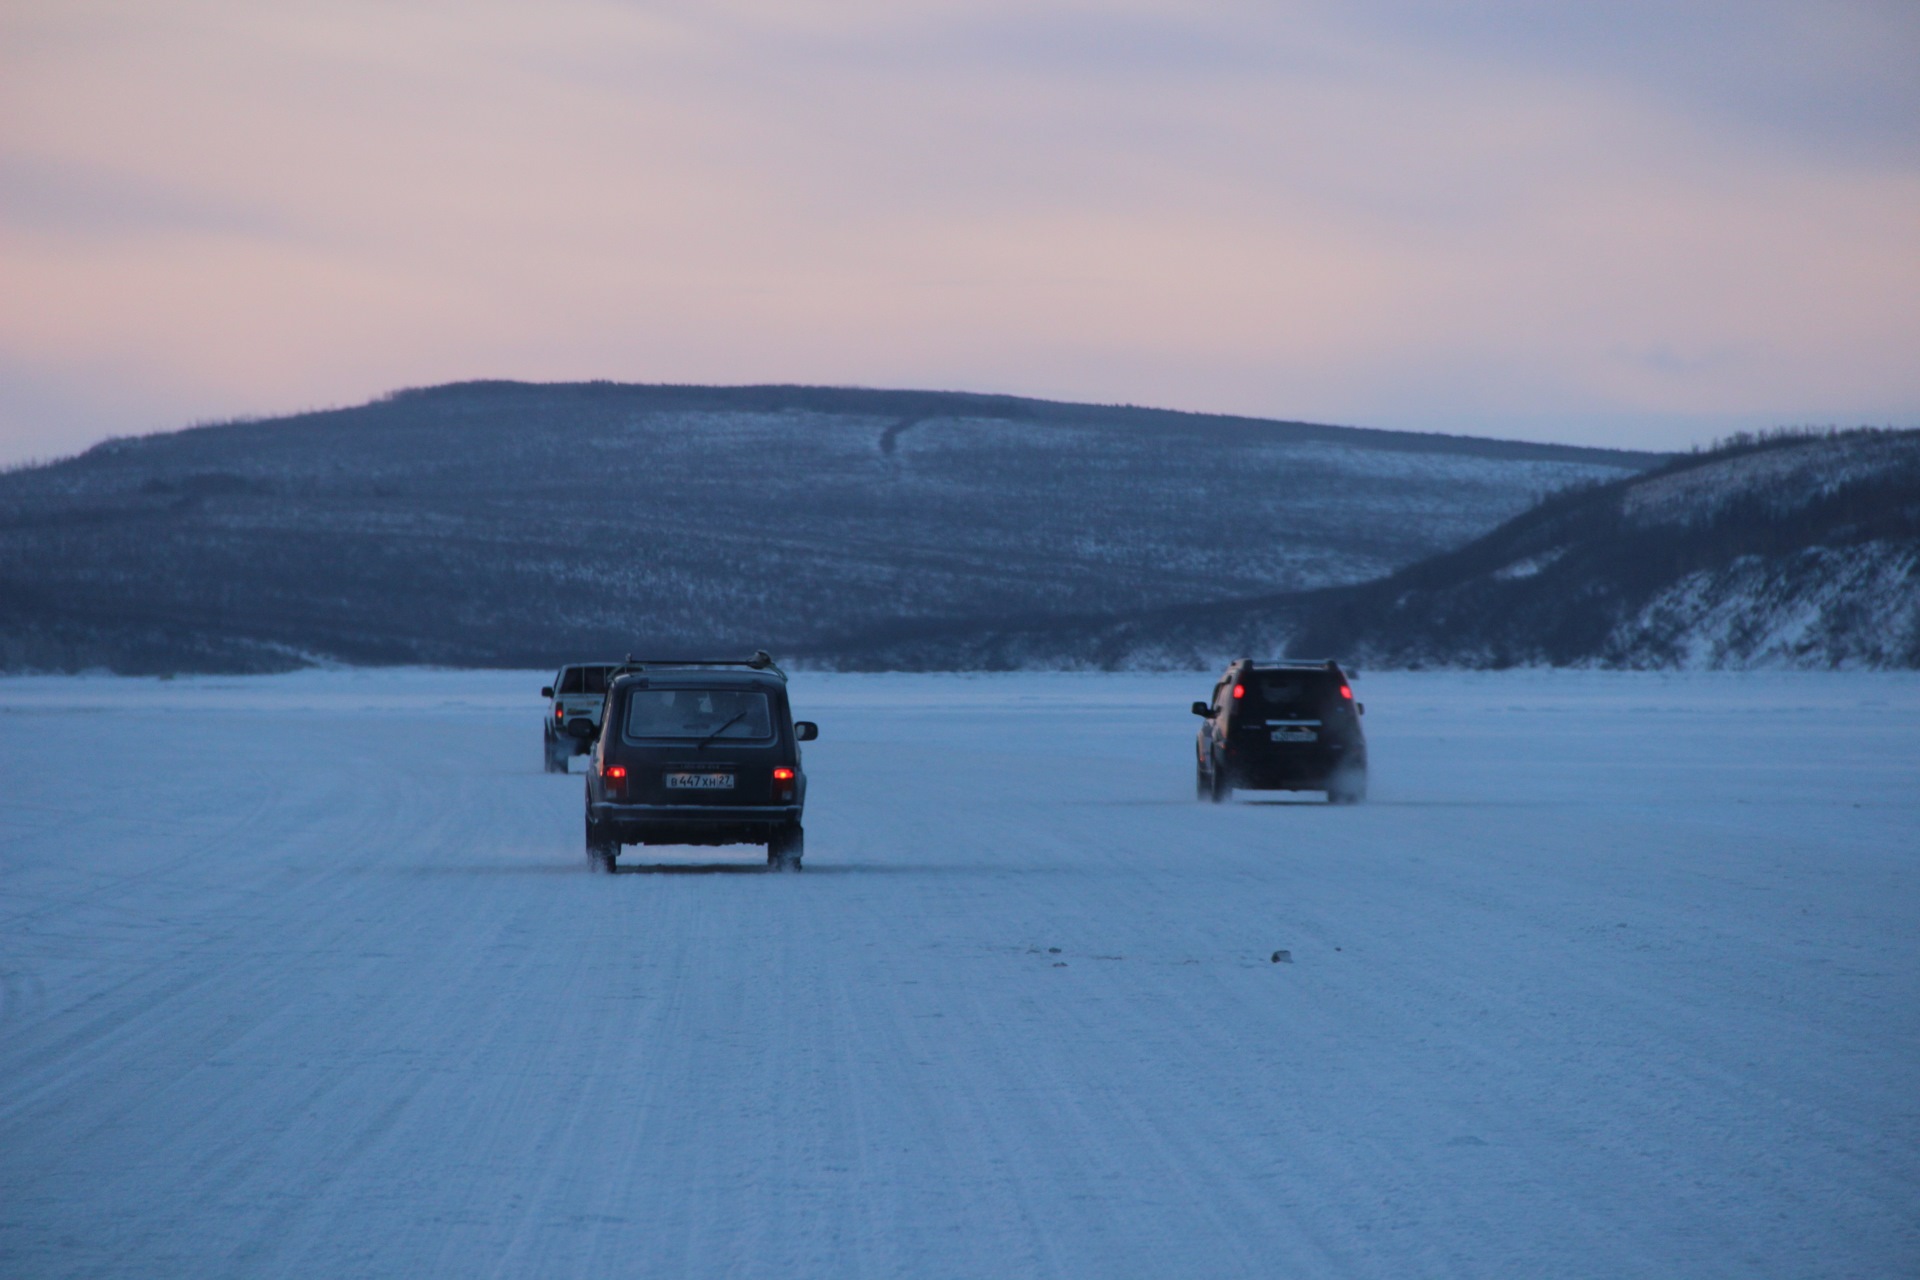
(2, 668, 1917, 1277)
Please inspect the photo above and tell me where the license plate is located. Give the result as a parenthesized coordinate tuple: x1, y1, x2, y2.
(665, 772, 734, 790)
(1271, 727, 1317, 743)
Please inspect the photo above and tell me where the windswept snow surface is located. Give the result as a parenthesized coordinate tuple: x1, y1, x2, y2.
(2, 669, 1916, 1277)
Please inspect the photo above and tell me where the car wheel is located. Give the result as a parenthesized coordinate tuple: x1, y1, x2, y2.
(1329, 770, 1368, 804)
(768, 823, 804, 872)
(1209, 763, 1230, 804)
(545, 743, 568, 774)
(585, 813, 618, 873)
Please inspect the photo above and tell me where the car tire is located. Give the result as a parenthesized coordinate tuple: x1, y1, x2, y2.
(1209, 763, 1230, 804)
(585, 812, 618, 873)
(545, 742, 568, 774)
(1328, 770, 1368, 805)
(1196, 764, 1210, 802)
(768, 823, 804, 872)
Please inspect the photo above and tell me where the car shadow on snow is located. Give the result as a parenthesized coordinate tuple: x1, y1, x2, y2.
(413, 858, 1082, 876)
(1231, 796, 1563, 808)
(610, 861, 771, 875)
(790, 863, 1079, 875)
(611, 862, 1079, 876)
(1336, 799, 1565, 808)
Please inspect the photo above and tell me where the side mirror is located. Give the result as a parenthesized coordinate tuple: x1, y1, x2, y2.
(1190, 701, 1212, 718)
(565, 719, 598, 740)
(794, 721, 819, 741)
(541, 686, 554, 699)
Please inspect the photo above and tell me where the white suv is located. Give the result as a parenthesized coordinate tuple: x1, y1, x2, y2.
(542, 663, 620, 772)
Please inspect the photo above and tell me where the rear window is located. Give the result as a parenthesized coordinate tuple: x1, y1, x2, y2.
(623, 688, 774, 742)
(558, 666, 616, 695)
(1248, 672, 1341, 718)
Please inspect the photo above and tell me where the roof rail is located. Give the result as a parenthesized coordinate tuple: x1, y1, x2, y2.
(1242, 656, 1341, 669)
(614, 650, 785, 677)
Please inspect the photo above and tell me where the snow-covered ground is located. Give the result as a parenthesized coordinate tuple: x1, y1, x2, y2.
(2, 668, 1916, 1277)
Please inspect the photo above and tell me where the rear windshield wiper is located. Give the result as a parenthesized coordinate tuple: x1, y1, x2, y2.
(696, 710, 749, 747)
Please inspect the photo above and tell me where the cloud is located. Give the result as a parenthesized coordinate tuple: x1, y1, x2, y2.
(1327, 0, 1920, 165)
(0, 155, 286, 239)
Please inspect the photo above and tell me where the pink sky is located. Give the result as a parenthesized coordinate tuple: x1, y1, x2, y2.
(3, 0, 1917, 463)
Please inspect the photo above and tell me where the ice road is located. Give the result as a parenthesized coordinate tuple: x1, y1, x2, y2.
(2, 669, 1916, 1277)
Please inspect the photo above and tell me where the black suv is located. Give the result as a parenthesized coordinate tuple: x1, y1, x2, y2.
(582, 654, 818, 872)
(1192, 659, 1367, 803)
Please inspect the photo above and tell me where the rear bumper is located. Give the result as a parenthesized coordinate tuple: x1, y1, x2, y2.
(590, 801, 803, 846)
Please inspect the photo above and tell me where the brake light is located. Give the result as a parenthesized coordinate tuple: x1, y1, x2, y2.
(773, 766, 796, 801)
(605, 765, 626, 780)
(1339, 684, 1352, 700)
(772, 768, 795, 781)
(555, 705, 564, 719)
(603, 763, 626, 799)
(1232, 683, 1244, 699)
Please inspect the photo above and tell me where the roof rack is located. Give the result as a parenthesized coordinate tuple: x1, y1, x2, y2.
(1238, 657, 1344, 671)
(612, 650, 785, 677)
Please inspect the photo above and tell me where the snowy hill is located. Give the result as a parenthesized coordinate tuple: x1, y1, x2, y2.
(0, 381, 1647, 673)
(875, 430, 1919, 671)
(1297, 429, 1920, 669)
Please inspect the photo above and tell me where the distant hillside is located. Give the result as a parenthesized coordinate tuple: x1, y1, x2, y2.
(0, 381, 1650, 673)
(853, 430, 1919, 671)
(1303, 429, 1920, 669)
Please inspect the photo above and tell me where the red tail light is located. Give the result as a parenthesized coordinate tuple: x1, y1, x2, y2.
(773, 766, 796, 801)
(1231, 683, 1245, 699)
(772, 768, 795, 781)
(1339, 684, 1352, 700)
(554, 705, 564, 719)
(603, 763, 627, 799)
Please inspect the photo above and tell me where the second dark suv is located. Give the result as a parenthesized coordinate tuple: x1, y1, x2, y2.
(1192, 659, 1367, 803)
(583, 654, 818, 872)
